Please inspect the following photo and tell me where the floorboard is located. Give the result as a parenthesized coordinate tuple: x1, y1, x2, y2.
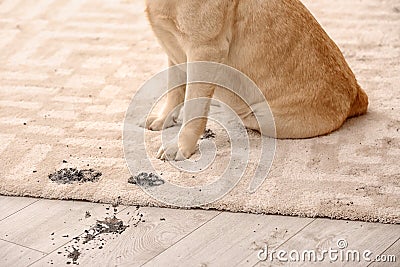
(0, 239, 46, 267)
(143, 212, 314, 267)
(0, 196, 39, 221)
(32, 207, 219, 266)
(0, 196, 398, 267)
(255, 218, 400, 266)
(369, 238, 399, 267)
(0, 199, 127, 253)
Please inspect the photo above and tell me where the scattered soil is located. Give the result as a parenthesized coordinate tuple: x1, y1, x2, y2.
(58, 205, 143, 265)
(128, 172, 164, 187)
(48, 168, 102, 184)
(67, 246, 81, 265)
(81, 216, 129, 244)
(201, 128, 216, 139)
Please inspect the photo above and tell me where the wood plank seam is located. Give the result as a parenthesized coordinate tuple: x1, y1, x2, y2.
(367, 237, 400, 267)
(0, 198, 41, 222)
(0, 238, 47, 255)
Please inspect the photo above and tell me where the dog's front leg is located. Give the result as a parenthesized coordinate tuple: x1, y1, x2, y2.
(144, 59, 186, 131)
(157, 53, 219, 161)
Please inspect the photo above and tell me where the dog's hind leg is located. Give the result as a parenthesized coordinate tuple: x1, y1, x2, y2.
(242, 98, 350, 139)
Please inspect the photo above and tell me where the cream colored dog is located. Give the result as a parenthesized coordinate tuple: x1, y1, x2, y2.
(144, 0, 368, 161)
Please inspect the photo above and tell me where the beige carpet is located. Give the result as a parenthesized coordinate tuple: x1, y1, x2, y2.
(0, 0, 399, 224)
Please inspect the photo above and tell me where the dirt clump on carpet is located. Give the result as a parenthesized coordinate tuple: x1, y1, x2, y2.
(128, 172, 165, 187)
(48, 168, 102, 184)
(201, 129, 216, 140)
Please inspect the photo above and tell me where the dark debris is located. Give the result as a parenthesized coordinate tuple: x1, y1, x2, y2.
(201, 128, 216, 139)
(67, 246, 81, 265)
(48, 168, 102, 184)
(128, 172, 164, 187)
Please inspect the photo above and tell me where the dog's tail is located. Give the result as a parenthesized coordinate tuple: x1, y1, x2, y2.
(348, 84, 368, 118)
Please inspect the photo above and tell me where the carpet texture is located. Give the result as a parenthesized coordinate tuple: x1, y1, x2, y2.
(0, 0, 399, 223)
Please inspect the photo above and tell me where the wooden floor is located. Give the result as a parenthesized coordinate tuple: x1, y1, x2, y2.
(0, 196, 398, 267)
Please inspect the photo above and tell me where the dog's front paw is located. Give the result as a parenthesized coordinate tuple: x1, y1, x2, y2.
(156, 141, 195, 161)
(140, 115, 177, 131)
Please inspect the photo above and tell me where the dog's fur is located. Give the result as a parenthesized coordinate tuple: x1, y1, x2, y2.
(144, 0, 368, 160)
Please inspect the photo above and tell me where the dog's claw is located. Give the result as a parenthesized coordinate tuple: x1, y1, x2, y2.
(140, 115, 177, 131)
(157, 142, 193, 161)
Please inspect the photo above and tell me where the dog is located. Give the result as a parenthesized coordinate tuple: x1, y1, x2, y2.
(144, 0, 368, 161)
